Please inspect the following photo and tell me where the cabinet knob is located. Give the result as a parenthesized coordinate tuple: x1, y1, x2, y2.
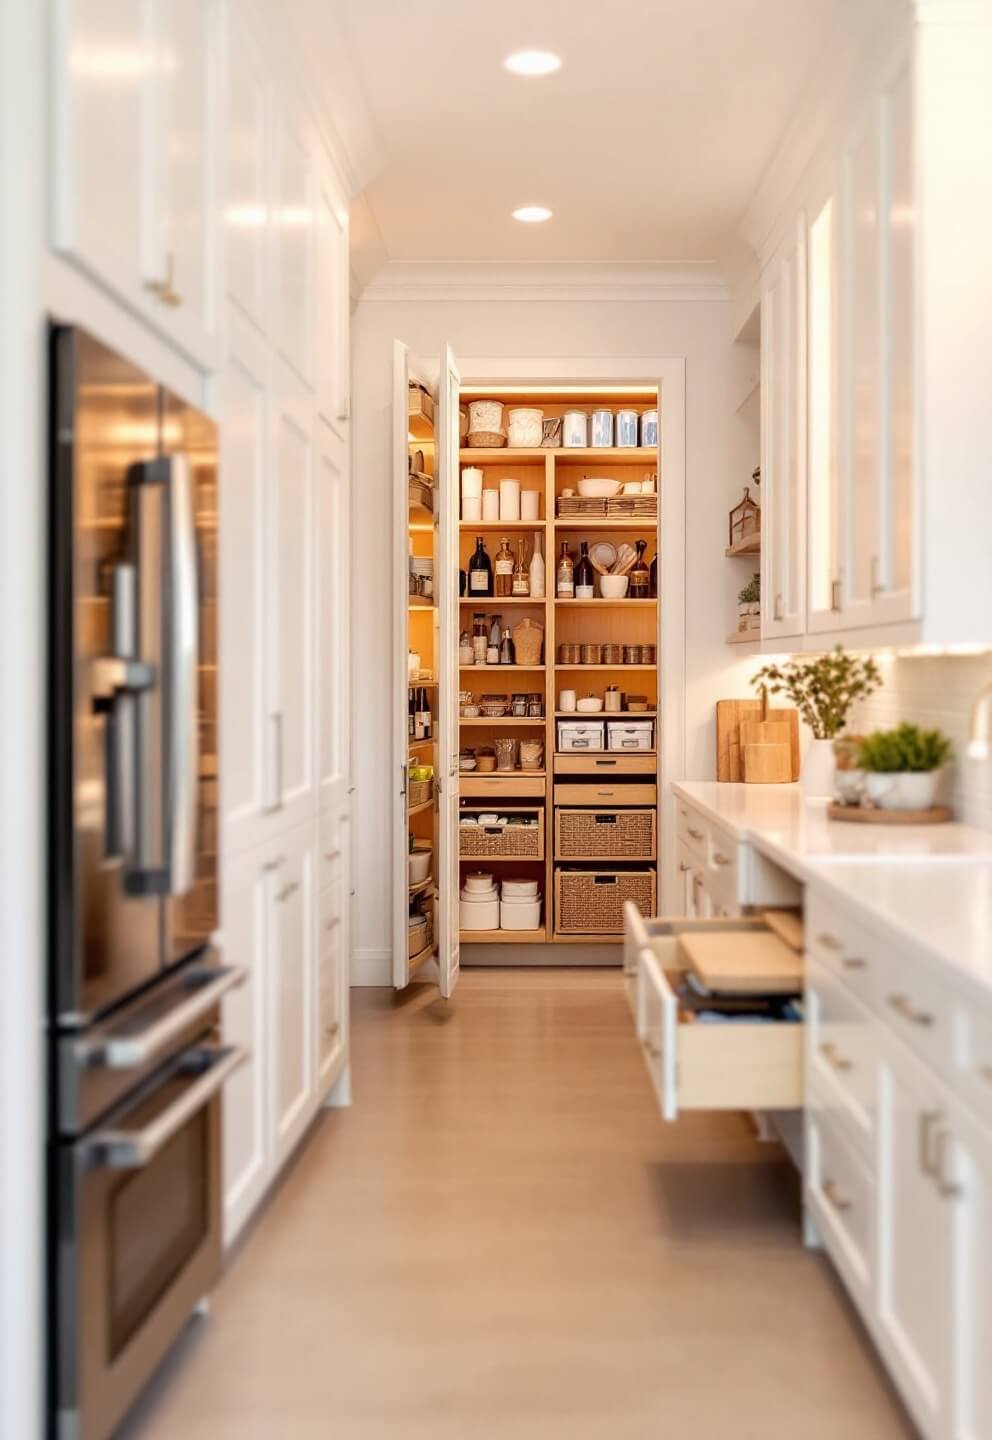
(819, 1042, 852, 1073)
(815, 932, 843, 952)
(822, 1179, 852, 1213)
(277, 881, 298, 903)
(325, 1022, 340, 1038)
(688, 828, 704, 842)
(712, 851, 731, 867)
(841, 956, 867, 971)
(918, 1110, 942, 1177)
(325, 916, 341, 933)
(643, 1036, 662, 1058)
(324, 850, 342, 862)
(263, 855, 286, 872)
(888, 993, 934, 1027)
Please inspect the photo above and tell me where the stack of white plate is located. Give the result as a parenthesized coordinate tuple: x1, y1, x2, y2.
(499, 877, 541, 931)
(460, 872, 498, 930)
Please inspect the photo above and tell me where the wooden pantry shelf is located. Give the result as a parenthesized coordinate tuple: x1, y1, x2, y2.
(408, 597, 435, 610)
(408, 738, 435, 755)
(459, 521, 546, 531)
(459, 447, 656, 464)
(408, 877, 435, 898)
(460, 596, 545, 606)
(554, 663, 655, 671)
(726, 630, 761, 646)
(555, 598, 657, 608)
(460, 928, 547, 944)
(409, 942, 435, 974)
(554, 710, 656, 718)
(459, 664, 545, 673)
(554, 519, 659, 531)
(725, 535, 761, 557)
(459, 717, 546, 728)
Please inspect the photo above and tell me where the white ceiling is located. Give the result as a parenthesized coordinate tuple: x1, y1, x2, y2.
(335, 0, 901, 282)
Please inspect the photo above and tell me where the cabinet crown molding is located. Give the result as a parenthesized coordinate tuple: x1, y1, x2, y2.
(360, 262, 729, 304)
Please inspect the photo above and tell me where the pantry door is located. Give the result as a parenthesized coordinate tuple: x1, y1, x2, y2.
(392, 339, 413, 988)
(436, 342, 461, 999)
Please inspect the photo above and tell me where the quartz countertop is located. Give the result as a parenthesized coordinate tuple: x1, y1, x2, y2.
(672, 780, 992, 1000)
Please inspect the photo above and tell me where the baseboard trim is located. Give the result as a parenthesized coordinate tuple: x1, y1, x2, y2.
(351, 948, 391, 986)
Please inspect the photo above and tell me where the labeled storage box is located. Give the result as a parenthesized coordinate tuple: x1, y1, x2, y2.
(556, 868, 655, 934)
(607, 720, 654, 751)
(557, 721, 605, 752)
(555, 808, 656, 861)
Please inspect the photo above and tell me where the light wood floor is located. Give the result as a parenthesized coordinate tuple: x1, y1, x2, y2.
(121, 969, 913, 1439)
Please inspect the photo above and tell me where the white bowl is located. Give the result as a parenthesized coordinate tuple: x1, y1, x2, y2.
(463, 871, 496, 894)
(501, 878, 539, 899)
(599, 575, 629, 599)
(408, 848, 432, 884)
(577, 477, 622, 498)
(577, 697, 603, 713)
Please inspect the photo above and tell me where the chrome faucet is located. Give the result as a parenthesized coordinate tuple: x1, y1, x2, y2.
(968, 678, 992, 759)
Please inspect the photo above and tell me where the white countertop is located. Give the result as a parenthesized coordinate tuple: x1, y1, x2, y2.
(673, 780, 992, 1000)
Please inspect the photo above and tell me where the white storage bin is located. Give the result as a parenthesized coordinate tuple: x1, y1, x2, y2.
(460, 890, 499, 930)
(557, 721, 605, 752)
(607, 720, 654, 751)
(500, 895, 542, 930)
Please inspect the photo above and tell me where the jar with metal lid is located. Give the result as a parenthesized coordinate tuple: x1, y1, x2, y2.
(623, 644, 642, 665)
(640, 410, 659, 447)
(527, 693, 543, 717)
(616, 409, 638, 447)
(589, 410, 614, 447)
(511, 693, 528, 717)
(562, 410, 588, 448)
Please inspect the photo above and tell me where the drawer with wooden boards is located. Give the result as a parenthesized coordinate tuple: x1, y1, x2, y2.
(625, 904, 805, 1120)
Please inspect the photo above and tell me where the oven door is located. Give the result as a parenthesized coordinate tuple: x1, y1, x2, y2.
(56, 1042, 246, 1440)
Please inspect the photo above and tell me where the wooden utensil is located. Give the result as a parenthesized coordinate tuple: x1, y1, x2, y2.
(741, 687, 793, 783)
(716, 697, 800, 781)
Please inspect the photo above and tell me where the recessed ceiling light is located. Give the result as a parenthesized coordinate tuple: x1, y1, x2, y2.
(504, 50, 561, 77)
(512, 206, 552, 223)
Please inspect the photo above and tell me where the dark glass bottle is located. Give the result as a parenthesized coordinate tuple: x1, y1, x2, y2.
(649, 551, 658, 598)
(574, 541, 594, 599)
(408, 687, 415, 739)
(468, 537, 493, 597)
(629, 539, 650, 599)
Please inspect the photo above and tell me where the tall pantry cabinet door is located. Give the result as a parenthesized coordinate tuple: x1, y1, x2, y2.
(220, 309, 272, 859)
(391, 341, 412, 989)
(436, 343, 461, 999)
(51, 0, 147, 299)
(223, 20, 268, 331)
(221, 846, 271, 1246)
(760, 215, 807, 640)
(316, 421, 349, 809)
(272, 98, 316, 390)
(806, 178, 843, 634)
(269, 824, 316, 1169)
(270, 360, 316, 830)
(316, 163, 350, 433)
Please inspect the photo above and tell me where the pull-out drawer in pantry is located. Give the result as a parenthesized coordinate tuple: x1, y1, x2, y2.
(555, 753, 656, 776)
(555, 781, 656, 806)
(625, 906, 804, 1120)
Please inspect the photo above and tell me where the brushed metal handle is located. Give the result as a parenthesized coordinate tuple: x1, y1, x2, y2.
(712, 852, 731, 867)
(816, 933, 843, 952)
(325, 1021, 341, 1038)
(830, 577, 841, 612)
(918, 1110, 942, 1177)
(644, 1036, 662, 1058)
(935, 1129, 962, 1199)
(870, 554, 884, 598)
(688, 828, 704, 841)
(325, 916, 341, 933)
(819, 1042, 852, 1072)
(842, 956, 867, 971)
(774, 593, 783, 621)
(822, 1179, 851, 1212)
(262, 855, 286, 872)
(888, 993, 934, 1027)
(277, 881, 299, 903)
(324, 850, 342, 862)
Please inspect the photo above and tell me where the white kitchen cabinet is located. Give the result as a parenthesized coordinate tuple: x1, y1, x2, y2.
(316, 420, 349, 810)
(269, 822, 316, 1169)
(805, 176, 843, 635)
(51, 0, 220, 368)
(316, 162, 350, 432)
(270, 357, 316, 831)
(946, 1103, 992, 1440)
(876, 1028, 953, 1438)
(272, 97, 316, 390)
(224, 20, 269, 331)
(317, 811, 349, 1091)
(760, 214, 806, 640)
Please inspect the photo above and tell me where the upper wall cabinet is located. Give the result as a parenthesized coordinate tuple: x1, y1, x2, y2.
(224, 21, 269, 332)
(52, 0, 220, 369)
(316, 164, 351, 431)
(273, 101, 316, 390)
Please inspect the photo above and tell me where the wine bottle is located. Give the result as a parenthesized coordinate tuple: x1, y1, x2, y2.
(575, 540, 594, 600)
(468, 537, 493, 597)
(494, 537, 514, 597)
(649, 551, 658, 598)
(556, 542, 574, 599)
(413, 688, 425, 741)
(408, 687, 415, 739)
(499, 627, 515, 664)
(512, 541, 529, 596)
(529, 532, 545, 598)
(418, 687, 431, 740)
(629, 539, 650, 599)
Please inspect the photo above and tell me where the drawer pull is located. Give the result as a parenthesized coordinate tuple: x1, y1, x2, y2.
(822, 1179, 852, 1213)
(979, 1065, 992, 1087)
(325, 917, 341, 933)
(678, 861, 689, 873)
(324, 849, 342, 862)
(712, 852, 731, 867)
(935, 1129, 962, 1200)
(644, 1037, 662, 1058)
(816, 933, 843, 952)
(888, 993, 934, 1027)
(325, 1022, 340, 1038)
(263, 855, 286, 872)
(819, 1042, 852, 1072)
(918, 1110, 942, 1178)
(842, 956, 867, 971)
(688, 827, 704, 841)
(277, 881, 299, 903)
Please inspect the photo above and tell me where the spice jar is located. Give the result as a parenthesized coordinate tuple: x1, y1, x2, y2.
(511, 694, 528, 717)
(527, 693, 544, 717)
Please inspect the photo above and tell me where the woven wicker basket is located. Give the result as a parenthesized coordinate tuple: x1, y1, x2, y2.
(459, 820, 543, 859)
(512, 618, 544, 666)
(555, 868, 654, 933)
(466, 430, 505, 448)
(556, 809, 656, 861)
(408, 777, 433, 808)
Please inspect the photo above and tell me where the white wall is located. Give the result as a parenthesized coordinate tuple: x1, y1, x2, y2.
(350, 276, 756, 980)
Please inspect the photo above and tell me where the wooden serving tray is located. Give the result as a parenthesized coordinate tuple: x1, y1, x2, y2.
(827, 802, 953, 825)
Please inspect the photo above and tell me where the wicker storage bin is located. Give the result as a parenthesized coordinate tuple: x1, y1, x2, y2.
(555, 868, 655, 933)
(555, 808, 656, 861)
(408, 909, 434, 959)
(466, 430, 506, 448)
(408, 777, 433, 808)
(459, 811, 544, 859)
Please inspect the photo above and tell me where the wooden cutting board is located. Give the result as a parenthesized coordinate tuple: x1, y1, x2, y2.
(763, 908, 805, 952)
(681, 928, 804, 995)
(740, 716, 793, 783)
(716, 700, 800, 782)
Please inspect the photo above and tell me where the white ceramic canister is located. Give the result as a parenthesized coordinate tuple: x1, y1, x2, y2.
(640, 410, 659, 447)
(562, 410, 588, 448)
(506, 407, 543, 448)
(482, 489, 500, 522)
(499, 478, 521, 521)
(460, 894, 500, 930)
(520, 489, 540, 521)
(590, 409, 614, 447)
(558, 689, 577, 713)
(461, 466, 484, 499)
(499, 896, 541, 930)
(616, 409, 638, 447)
(463, 871, 496, 894)
(462, 496, 482, 523)
(467, 398, 506, 437)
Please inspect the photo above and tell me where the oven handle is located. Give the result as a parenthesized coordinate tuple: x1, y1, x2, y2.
(77, 963, 247, 1071)
(82, 1044, 247, 1171)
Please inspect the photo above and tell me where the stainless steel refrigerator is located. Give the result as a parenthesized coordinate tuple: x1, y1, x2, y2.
(48, 326, 245, 1440)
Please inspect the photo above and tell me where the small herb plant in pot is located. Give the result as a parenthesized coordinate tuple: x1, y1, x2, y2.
(737, 574, 760, 631)
(751, 647, 881, 797)
(856, 724, 952, 811)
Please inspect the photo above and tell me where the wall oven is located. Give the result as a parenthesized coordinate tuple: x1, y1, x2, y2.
(48, 326, 242, 1440)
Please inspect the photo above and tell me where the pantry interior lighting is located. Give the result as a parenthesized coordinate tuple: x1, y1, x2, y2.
(512, 206, 552, 223)
(504, 50, 561, 76)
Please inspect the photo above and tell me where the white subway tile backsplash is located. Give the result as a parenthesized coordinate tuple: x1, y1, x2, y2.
(849, 653, 992, 830)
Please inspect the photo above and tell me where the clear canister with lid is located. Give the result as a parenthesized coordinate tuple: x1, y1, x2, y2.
(615, 409, 639, 447)
(589, 410, 614, 447)
(562, 410, 588, 448)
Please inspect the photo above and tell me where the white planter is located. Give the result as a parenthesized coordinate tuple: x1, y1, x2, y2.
(802, 738, 836, 799)
(864, 771, 940, 811)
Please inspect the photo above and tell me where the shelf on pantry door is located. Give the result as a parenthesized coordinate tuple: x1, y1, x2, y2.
(408, 597, 435, 610)
(555, 598, 657, 608)
(408, 877, 435, 898)
(409, 943, 435, 974)
(459, 521, 544, 531)
(408, 799, 434, 817)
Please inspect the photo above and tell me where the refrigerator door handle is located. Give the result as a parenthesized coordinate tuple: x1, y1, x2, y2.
(92, 562, 155, 861)
(165, 453, 200, 895)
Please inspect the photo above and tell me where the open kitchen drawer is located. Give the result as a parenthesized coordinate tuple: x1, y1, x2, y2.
(624, 903, 804, 1120)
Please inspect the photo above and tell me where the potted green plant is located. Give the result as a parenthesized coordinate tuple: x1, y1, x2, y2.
(737, 574, 760, 632)
(857, 724, 952, 811)
(752, 647, 881, 797)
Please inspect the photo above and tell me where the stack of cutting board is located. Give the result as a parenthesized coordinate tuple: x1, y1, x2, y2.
(716, 692, 800, 783)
